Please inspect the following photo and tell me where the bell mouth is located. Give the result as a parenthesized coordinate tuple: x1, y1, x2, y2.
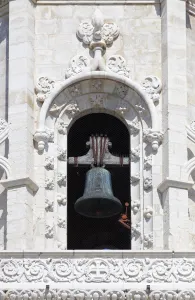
(74, 196, 122, 218)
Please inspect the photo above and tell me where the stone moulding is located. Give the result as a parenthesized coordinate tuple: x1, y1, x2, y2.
(0, 176, 39, 192)
(1, 252, 195, 287)
(33, 0, 161, 4)
(157, 177, 194, 194)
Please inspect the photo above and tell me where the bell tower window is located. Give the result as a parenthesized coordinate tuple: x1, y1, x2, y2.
(67, 113, 130, 250)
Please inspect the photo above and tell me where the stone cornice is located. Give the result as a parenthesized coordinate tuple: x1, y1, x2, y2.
(0, 176, 39, 192)
(157, 177, 193, 193)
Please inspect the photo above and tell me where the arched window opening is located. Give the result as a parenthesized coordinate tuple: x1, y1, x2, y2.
(67, 113, 130, 250)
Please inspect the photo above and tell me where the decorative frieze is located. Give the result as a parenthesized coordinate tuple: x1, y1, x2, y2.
(142, 76, 162, 105)
(1, 253, 195, 284)
(35, 77, 55, 103)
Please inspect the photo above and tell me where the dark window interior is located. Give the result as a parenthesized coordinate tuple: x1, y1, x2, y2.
(67, 113, 131, 249)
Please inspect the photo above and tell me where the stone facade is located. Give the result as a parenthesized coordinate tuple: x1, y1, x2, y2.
(0, 0, 195, 296)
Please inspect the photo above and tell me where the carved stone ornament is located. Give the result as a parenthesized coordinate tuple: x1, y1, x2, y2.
(57, 242, 66, 250)
(106, 55, 130, 78)
(57, 217, 66, 229)
(143, 129, 163, 151)
(65, 55, 90, 79)
(45, 127, 54, 143)
(131, 223, 141, 238)
(114, 83, 129, 99)
(45, 198, 54, 212)
(35, 77, 55, 103)
(144, 177, 152, 191)
(65, 101, 80, 119)
(143, 233, 153, 249)
(68, 84, 81, 97)
(57, 193, 67, 206)
(45, 224, 54, 239)
(57, 173, 66, 187)
(45, 177, 54, 190)
(90, 94, 107, 107)
(131, 199, 140, 214)
(91, 79, 103, 91)
(0, 290, 195, 300)
(2, 255, 195, 284)
(142, 76, 162, 105)
(130, 173, 140, 184)
(57, 119, 67, 135)
(115, 100, 130, 116)
(144, 155, 152, 169)
(57, 147, 67, 161)
(144, 206, 153, 220)
(130, 146, 140, 162)
(34, 130, 49, 152)
(44, 156, 54, 170)
(77, 9, 119, 48)
(128, 121, 140, 135)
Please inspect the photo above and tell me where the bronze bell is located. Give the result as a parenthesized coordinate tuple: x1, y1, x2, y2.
(74, 167, 122, 218)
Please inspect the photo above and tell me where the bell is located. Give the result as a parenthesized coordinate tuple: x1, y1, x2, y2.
(74, 167, 122, 218)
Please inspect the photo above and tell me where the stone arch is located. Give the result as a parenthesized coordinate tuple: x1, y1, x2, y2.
(34, 71, 162, 251)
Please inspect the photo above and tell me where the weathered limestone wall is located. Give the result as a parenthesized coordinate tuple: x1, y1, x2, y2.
(34, 4, 161, 84)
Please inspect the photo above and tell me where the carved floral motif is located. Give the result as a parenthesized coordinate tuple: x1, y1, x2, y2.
(131, 223, 141, 238)
(35, 77, 54, 103)
(114, 83, 129, 99)
(142, 76, 162, 105)
(45, 198, 54, 212)
(45, 224, 54, 239)
(130, 146, 140, 162)
(68, 84, 81, 97)
(45, 177, 54, 190)
(57, 173, 66, 187)
(45, 156, 54, 170)
(90, 94, 107, 107)
(77, 9, 119, 48)
(143, 233, 153, 249)
(57, 193, 67, 206)
(65, 102, 80, 119)
(107, 55, 130, 78)
(57, 120, 67, 135)
(144, 155, 152, 169)
(91, 80, 103, 91)
(128, 121, 140, 135)
(57, 217, 66, 229)
(45, 127, 54, 143)
(66, 55, 90, 79)
(144, 177, 152, 191)
(144, 206, 153, 220)
(131, 199, 140, 214)
(57, 147, 67, 161)
(130, 173, 140, 184)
